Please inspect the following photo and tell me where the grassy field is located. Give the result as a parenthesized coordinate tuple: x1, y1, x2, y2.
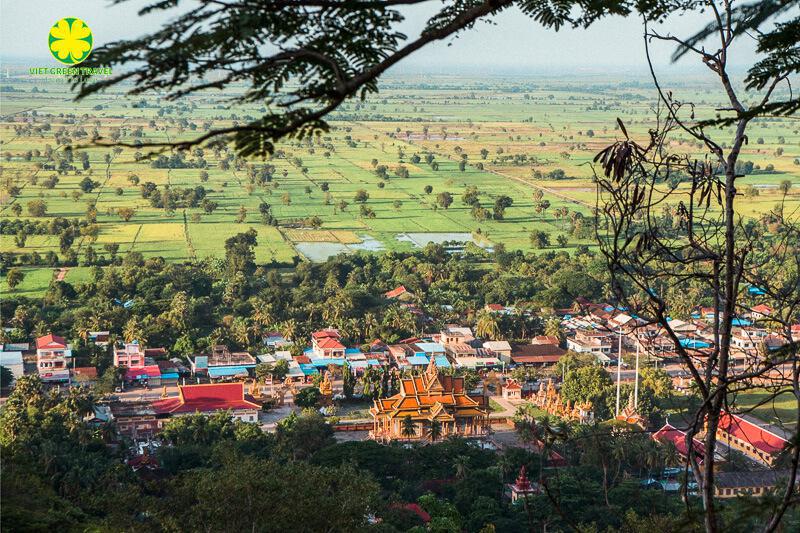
(734, 390, 798, 430)
(2, 74, 798, 295)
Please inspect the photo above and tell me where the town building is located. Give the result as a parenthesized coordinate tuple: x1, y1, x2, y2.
(566, 330, 613, 360)
(483, 340, 512, 362)
(714, 470, 797, 499)
(311, 329, 346, 359)
(191, 345, 256, 379)
(35, 334, 72, 383)
(510, 343, 566, 367)
(109, 400, 159, 440)
(440, 325, 475, 346)
(151, 383, 261, 423)
(369, 358, 488, 442)
(115, 342, 145, 368)
(715, 412, 788, 466)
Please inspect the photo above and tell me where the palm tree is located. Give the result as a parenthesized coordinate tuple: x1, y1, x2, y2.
(475, 310, 501, 340)
(453, 454, 470, 480)
(123, 316, 145, 344)
(363, 312, 378, 340)
(281, 319, 297, 341)
(401, 415, 417, 440)
(544, 317, 564, 344)
(252, 300, 276, 330)
(429, 420, 442, 442)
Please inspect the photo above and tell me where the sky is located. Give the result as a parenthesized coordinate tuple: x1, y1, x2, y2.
(0, 0, 766, 75)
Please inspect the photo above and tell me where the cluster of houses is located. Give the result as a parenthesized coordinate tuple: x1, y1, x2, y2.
(0, 334, 188, 388)
(3, 291, 796, 501)
(559, 297, 797, 368)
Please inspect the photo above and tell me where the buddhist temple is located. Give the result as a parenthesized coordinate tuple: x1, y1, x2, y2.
(369, 357, 488, 442)
(616, 391, 646, 428)
(532, 378, 594, 424)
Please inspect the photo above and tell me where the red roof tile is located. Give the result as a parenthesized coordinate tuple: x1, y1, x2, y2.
(312, 329, 340, 340)
(36, 334, 67, 350)
(317, 337, 345, 350)
(653, 424, 705, 463)
(152, 383, 260, 414)
(718, 412, 787, 455)
(126, 365, 162, 380)
(385, 285, 408, 299)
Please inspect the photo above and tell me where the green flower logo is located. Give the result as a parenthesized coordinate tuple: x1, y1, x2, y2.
(48, 18, 93, 65)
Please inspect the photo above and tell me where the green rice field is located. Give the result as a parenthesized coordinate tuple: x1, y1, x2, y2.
(2, 73, 798, 296)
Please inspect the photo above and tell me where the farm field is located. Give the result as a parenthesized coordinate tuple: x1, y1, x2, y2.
(2, 73, 798, 296)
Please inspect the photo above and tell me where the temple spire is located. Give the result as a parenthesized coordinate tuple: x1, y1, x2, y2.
(515, 465, 531, 491)
(425, 354, 437, 378)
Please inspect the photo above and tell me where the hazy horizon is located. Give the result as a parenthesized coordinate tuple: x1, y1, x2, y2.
(0, 0, 767, 75)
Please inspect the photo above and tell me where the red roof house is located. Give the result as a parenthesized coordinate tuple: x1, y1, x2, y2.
(531, 335, 561, 346)
(36, 334, 67, 350)
(151, 383, 260, 419)
(125, 365, 162, 382)
(385, 285, 410, 299)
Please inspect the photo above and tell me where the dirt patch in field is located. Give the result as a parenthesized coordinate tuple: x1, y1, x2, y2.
(283, 229, 362, 244)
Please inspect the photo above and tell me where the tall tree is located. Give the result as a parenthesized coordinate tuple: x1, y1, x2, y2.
(596, 3, 800, 531)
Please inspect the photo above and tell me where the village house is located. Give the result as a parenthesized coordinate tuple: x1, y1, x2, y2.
(715, 412, 788, 466)
(566, 330, 613, 361)
(370, 358, 488, 442)
(440, 325, 475, 346)
(510, 343, 566, 368)
(485, 303, 514, 315)
(384, 285, 415, 302)
(531, 335, 561, 346)
(191, 345, 256, 380)
(72, 367, 98, 385)
(109, 400, 160, 440)
(35, 334, 72, 383)
(88, 331, 111, 346)
(749, 304, 773, 322)
(115, 342, 163, 386)
(453, 347, 501, 370)
(388, 344, 416, 370)
(151, 383, 261, 424)
(730, 328, 766, 352)
(263, 332, 292, 350)
(311, 329, 346, 359)
(482, 340, 512, 362)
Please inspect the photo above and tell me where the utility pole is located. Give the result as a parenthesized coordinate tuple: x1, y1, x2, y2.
(615, 327, 622, 417)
